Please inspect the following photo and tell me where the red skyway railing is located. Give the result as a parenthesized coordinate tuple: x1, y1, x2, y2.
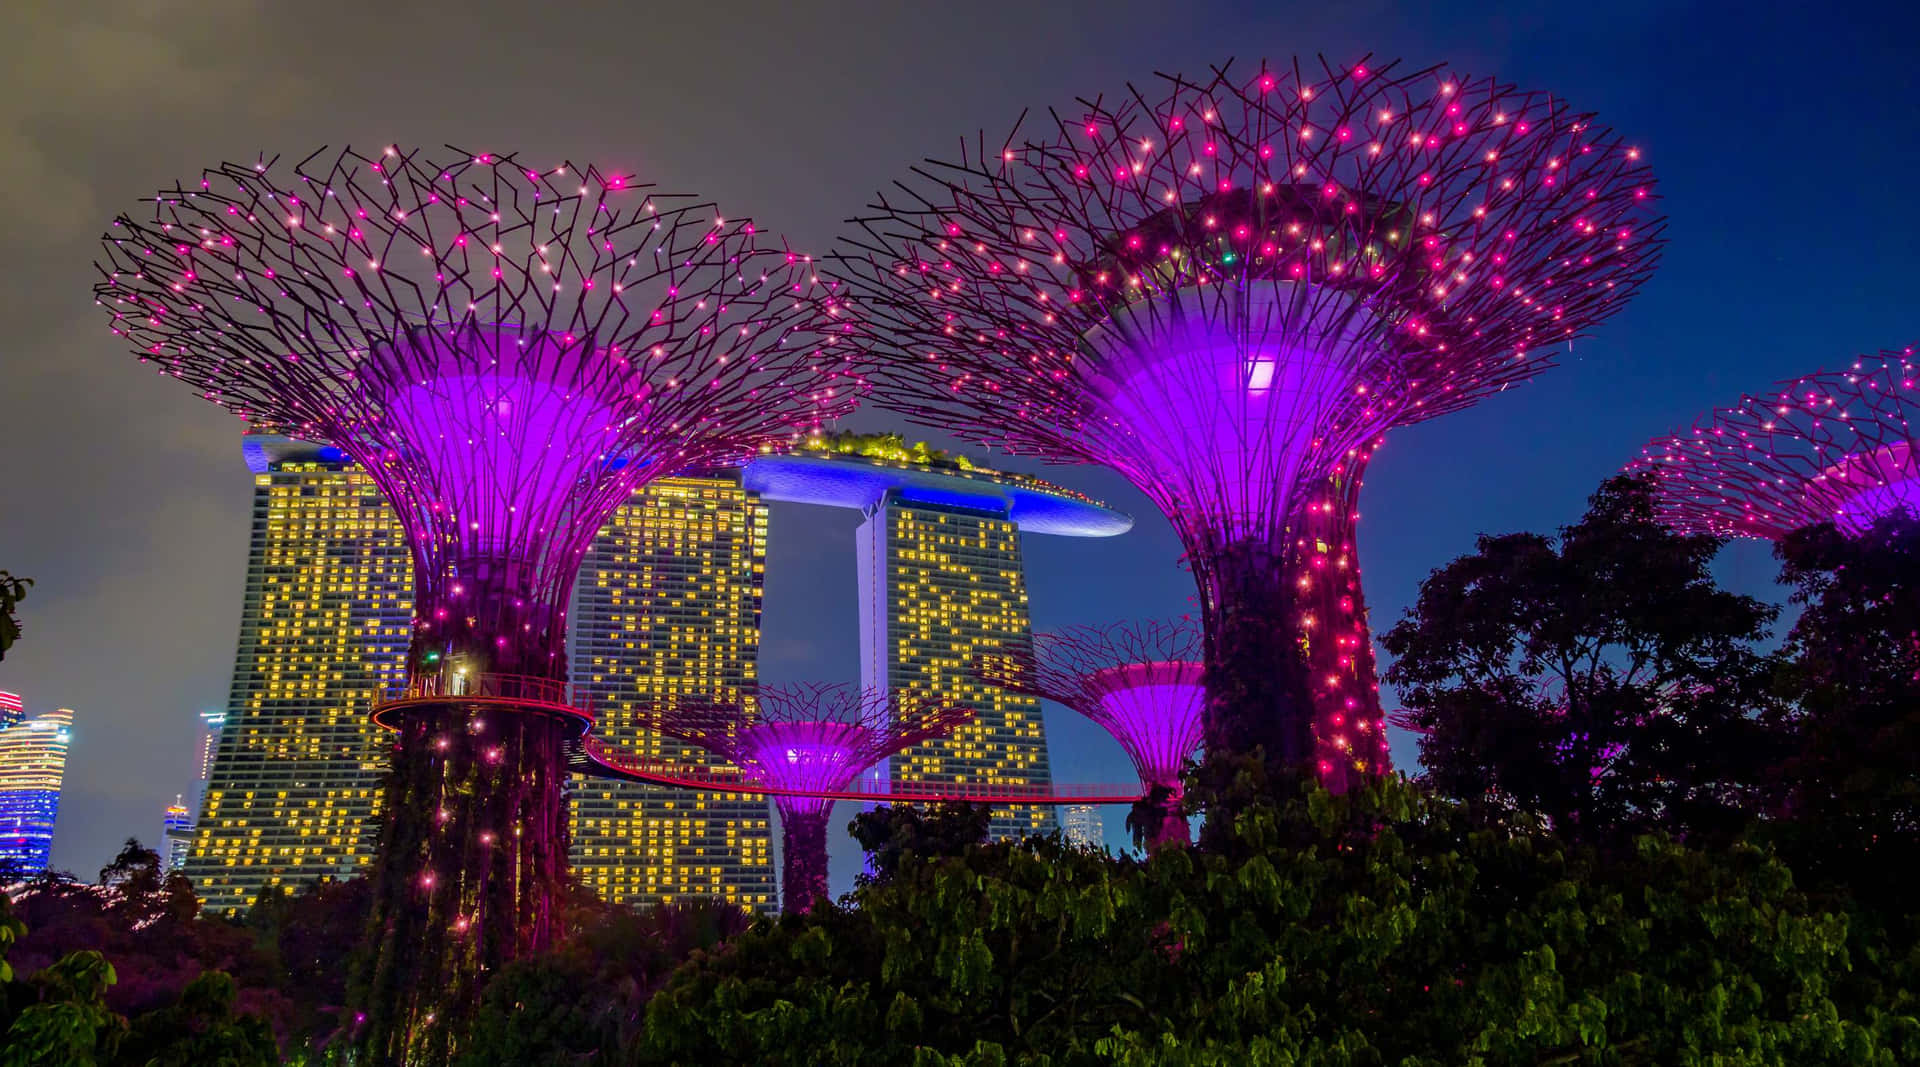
(576, 737, 1144, 805)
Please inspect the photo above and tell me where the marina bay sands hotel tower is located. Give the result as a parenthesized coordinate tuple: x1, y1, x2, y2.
(745, 435, 1130, 838)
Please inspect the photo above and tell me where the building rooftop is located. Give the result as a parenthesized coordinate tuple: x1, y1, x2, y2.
(744, 434, 1132, 538)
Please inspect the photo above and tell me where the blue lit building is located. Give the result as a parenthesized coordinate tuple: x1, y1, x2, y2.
(0, 693, 74, 879)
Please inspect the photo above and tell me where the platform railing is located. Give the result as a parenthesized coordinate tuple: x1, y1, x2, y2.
(378, 671, 588, 715)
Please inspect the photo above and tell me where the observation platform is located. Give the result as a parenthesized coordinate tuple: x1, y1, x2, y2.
(742, 448, 1132, 537)
(572, 737, 1144, 805)
(370, 672, 596, 738)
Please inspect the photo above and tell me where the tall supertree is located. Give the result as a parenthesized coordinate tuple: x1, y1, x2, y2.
(978, 619, 1203, 847)
(1631, 347, 1920, 540)
(836, 57, 1662, 790)
(93, 145, 862, 1062)
(655, 683, 972, 914)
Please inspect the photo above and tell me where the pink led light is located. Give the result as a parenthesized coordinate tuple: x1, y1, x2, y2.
(1632, 348, 1920, 541)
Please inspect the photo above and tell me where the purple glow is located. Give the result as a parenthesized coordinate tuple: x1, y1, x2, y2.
(1632, 349, 1920, 541)
(1086, 662, 1205, 792)
(731, 721, 885, 802)
(978, 620, 1204, 797)
(1825, 442, 1920, 535)
(651, 683, 972, 914)
(1083, 285, 1383, 544)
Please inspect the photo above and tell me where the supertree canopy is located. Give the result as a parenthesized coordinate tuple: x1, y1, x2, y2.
(1631, 347, 1920, 540)
(93, 145, 862, 1063)
(836, 57, 1662, 788)
(977, 619, 1203, 847)
(656, 683, 972, 914)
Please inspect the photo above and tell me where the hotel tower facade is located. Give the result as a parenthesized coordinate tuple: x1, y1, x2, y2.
(184, 435, 411, 912)
(570, 472, 776, 910)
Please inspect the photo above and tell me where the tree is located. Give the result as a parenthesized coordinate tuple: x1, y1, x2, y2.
(114, 971, 278, 1067)
(1772, 513, 1920, 898)
(456, 899, 752, 1067)
(847, 802, 991, 882)
(1, 951, 126, 1066)
(1382, 474, 1784, 845)
(643, 776, 1917, 1064)
(0, 571, 30, 661)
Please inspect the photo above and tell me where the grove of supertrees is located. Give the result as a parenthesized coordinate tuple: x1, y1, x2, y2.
(653, 683, 973, 914)
(835, 56, 1663, 794)
(978, 619, 1204, 847)
(92, 145, 863, 1062)
(1631, 346, 1920, 541)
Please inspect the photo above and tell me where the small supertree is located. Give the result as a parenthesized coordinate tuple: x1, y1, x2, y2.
(978, 619, 1203, 847)
(837, 57, 1661, 790)
(657, 683, 972, 914)
(1631, 347, 1920, 540)
(93, 145, 862, 1063)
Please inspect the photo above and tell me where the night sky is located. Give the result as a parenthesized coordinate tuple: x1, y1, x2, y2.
(2, 1, 1916, 892)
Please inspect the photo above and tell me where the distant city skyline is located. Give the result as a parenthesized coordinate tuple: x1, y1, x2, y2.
(1062, 804, 1103, 851)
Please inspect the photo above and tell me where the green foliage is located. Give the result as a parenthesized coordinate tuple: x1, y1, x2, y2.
(1383, 474, 1784, 845)
(453, 899, 751, 1067)
(848, 802, 992, 882)
(115, 971, 278, 1067)
(799, 430, 975, 471)
(0, 570, 29, 661)
(1, 951, 125, 1066)
(1770, 513, 1920, 894)
(644, 776, 1918, 1064)
(0, 897, 21, 984)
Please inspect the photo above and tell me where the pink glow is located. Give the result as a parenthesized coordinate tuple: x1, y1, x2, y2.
(1633, 351, 1920, 541)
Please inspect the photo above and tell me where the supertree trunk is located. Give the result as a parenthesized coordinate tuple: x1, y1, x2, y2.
(353, 704, 573, 1064)
(353, 572, 580, 1065)
(1195, 539, 1318, 777)
(777, 800, 832, 914)
(1136, 788, 1191, 849)
(1293, 458, 1388, 792)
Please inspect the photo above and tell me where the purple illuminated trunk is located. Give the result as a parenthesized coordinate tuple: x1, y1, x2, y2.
(1145, 796, 1190, 849)
(778, 800, 832, 914)
(353, 568, 578, 1066)
(1292, 465, 1388, 792)
(1197, 539, 1318, 775)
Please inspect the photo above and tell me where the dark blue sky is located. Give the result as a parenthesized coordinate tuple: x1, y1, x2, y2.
(2, 1, 1914, 891)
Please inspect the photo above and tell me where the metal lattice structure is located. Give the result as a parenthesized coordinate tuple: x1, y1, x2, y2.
(655, 683, 972, 913)
(978, 619, 1203, 846)
(1630, 347, 1920, 540)
(835, 57, 1663, 787)
(92, 145, 863, 1064)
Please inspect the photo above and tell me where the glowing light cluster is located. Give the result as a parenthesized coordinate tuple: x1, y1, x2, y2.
(1631, 346, 1920, 540)
(837, 57, 1663, 780)
(977, 619, 1203, 846)
(655, 683, 972, 913)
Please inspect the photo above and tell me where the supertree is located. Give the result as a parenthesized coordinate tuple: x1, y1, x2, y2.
(655, 683, 973, 913)
(977, 619, 1203, 847)
(93, 145, 862, 1062)
(836, 57, 1662, 791)
(1630, 347, 1920, 540)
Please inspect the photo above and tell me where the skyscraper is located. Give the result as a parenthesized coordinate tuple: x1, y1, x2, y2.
(745, 436, 1130, 840)
(162, 795, 193, 873)
(0, 695, 73, 878)
(570, 472, 776, 910)
(196, 710, 226, 783)
(184, 434, 411, 912)
(1061, 804, 1103, 850)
